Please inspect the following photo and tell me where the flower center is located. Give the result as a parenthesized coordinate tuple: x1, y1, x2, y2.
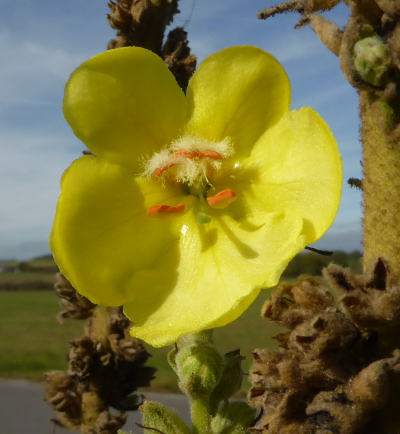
(144, 136, 238, 220)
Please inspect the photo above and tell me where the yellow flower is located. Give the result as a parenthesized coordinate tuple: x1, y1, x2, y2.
(51, 46, 342, 347)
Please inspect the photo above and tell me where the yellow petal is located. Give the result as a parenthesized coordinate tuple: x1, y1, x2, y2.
(126, 210, 306, 347)
(50, 155, 188, 306)
(235, 107, 342, 244)
(184, 46, 290, 158)
(63, 47, 187, 173)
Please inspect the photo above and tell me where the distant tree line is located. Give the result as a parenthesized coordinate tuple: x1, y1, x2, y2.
(282, 250, 362, 278)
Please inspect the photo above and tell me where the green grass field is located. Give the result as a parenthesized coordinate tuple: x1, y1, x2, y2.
(0, 289, 283, 392)
(0, 272, 55, 282)
(0, 252, 361, 392)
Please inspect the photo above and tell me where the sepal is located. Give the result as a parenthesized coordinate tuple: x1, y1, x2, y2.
(210, 401, 257, 434)
(140, 400, 191, 434)
(211, 349, 244, 402)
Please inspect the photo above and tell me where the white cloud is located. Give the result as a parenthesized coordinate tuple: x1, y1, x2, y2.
(188, 21, 325, 65)
(268, 34, 323, 64)
(179, 0, 243, 22)
(0, 31, 92, 105)
(296, 83, 353, 109)
(189, 35, 222, 61)
(0, 130, 81, 251)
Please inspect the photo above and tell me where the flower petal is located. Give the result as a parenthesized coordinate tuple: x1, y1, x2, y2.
(126, 210, 306, 347)
(184, 46, 290, 158)
(63, 47, 187, 172)
(50, 155, 187, 306)
(234, 107, 342, 244)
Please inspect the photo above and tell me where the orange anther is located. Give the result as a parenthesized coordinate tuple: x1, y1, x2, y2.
(153, 149, 224, 177)
(173, 149, 199, 159)
(198, 150, 223, 160)
(207, 189, 238, 209)
(154, 163, 175, 177)
(147, 203, 185, 216)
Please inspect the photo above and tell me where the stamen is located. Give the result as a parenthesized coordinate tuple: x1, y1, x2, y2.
(207, 189, 238, 209)
(147, 203, 185, 216)
(154, 163, 175, 177)
(173, 149, 199, 159)
(198, 150, 223, 160)
(153, 149, 224, 177)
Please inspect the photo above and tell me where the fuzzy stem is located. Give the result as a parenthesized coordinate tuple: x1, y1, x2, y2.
(191, 398, 212, 434)
(86, 305, 110, 345)
(361, 90, 400, 280)
(80, 306, 110, 432)
(81, 389, 104, 433)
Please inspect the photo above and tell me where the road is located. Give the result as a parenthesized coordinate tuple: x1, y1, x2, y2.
(0, 379, 190, 434)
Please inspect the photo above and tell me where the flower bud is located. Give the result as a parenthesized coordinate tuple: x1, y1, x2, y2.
(140, 400, 191, 434)
(175, 342, 223, 399)
(354, 35, 391, 87)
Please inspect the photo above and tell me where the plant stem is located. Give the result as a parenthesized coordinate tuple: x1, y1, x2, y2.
(191, 398, 212, 434)
(81, 388, 104, 433)
(360, 90, 400, 280)
(80, 306, 110, 432)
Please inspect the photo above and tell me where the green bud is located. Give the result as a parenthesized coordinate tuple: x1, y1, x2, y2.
(212, 350, 244, 402)
(354, 35, 391, 87)
(140, 400, 191, 434)
(175, 342, 223, 399)
(210, 401, 257, 434)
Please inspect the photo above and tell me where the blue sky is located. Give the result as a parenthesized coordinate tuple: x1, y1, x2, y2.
(0, 0, 362, 259)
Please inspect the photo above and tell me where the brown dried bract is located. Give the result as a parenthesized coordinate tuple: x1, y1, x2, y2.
(249, 264, 400, 433)
(95, 410, 127, 434)
(106, 0, 196, 92)
(162, 27, 197, 91)
(44, 371, 82, 430)
(324, 259, 400, 328)
(55, 273, 95, 321)
(107, 0, 179, 53)
(45, 306, 155, 430)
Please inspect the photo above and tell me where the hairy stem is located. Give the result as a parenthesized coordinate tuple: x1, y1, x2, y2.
(191, 398, 212, 434)
(361, 91, 400, 281)
(80, 306, 109, 432)
(81, 388, 105, 433)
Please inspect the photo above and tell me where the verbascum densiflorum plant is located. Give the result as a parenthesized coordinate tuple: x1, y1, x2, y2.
(50, 45, 342, 348)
